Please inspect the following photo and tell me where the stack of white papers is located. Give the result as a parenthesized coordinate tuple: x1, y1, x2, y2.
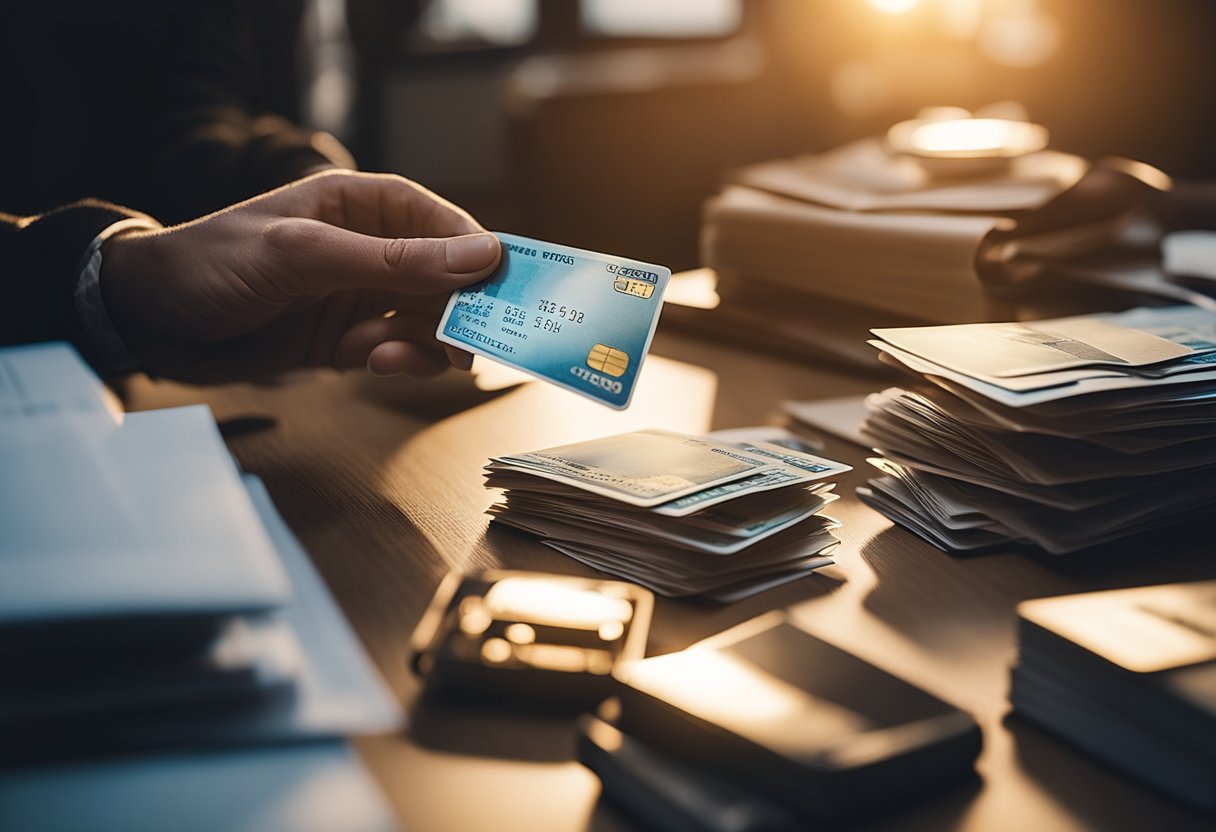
(692, 137, 1198, 367)
(0, 343, 401, 828)
(2, 403, 291, 628)
(705, 181, 1007, 323)
(0, 742, 399, 832)
(701, 137, 1112, 316)
(1012, 581, 1216, 812)
(857, 306, 1216, 553)
(485, 429, 849, 601)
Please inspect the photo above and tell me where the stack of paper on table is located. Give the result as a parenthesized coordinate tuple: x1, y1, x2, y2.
(0, 742, 400, 832)
(695, 137, 1186, 366)
(856, 306, 1216, 553)
(0, 343, 400, 829)
(1011, 581, 1216, 813)
(704, 137, 1111, 316)
(485, 428, 849, 601)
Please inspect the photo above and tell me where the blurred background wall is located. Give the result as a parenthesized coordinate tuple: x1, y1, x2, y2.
(271, 0, 1216, 270)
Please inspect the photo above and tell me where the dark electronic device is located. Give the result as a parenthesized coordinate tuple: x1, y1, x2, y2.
(410, 570, 653, 704)
(578, 708, 800, 832)
(612, 612, 982, 821)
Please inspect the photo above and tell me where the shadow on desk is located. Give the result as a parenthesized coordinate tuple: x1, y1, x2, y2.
(353, 369, 514, 423)
(1022, 516, 1215, 588)
(855, 518, 1216, 668)
(645, 568, 847, 656)
(407, 692, 579, 764)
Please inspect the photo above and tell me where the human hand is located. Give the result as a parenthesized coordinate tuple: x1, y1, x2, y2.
(100, 170, 501, 382)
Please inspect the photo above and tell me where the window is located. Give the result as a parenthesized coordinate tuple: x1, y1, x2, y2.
(418, 0, 744, 47)
(420, 0, 538, 46)
(582, 0, 742, 38)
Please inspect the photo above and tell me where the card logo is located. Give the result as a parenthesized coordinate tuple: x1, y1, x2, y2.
(570, 365, 623, 394)
(606, 263, 659, 284)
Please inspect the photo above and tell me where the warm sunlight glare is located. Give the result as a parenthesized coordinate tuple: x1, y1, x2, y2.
(908, 118, 1045, 156)
(484, 577, 635, 630)
(866, 0, 920, 14)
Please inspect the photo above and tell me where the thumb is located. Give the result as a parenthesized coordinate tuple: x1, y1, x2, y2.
(269, 219, 501, 294)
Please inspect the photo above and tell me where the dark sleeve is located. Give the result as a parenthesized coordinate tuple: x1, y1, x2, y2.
(0, 202, 148, 368)
(152, 0, 355, 223)
(1156, 181, 1216, 230)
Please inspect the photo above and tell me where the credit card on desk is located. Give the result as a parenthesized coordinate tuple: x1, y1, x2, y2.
(436, 233, 670, 409)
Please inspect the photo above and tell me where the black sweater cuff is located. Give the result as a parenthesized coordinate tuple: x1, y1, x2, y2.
(0, 199, 150, 371)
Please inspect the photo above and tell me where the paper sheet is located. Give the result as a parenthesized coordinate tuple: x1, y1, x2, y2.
(0, 404, 291, 625)
(0, 742, 398, 832)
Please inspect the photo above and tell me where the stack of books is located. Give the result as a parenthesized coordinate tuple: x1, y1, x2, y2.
(0, 343, 401, 831)
(857, 306, 1216, 553)
(1013, 581, 1216, 813)
(485, 428, 849, 601)
(697, 134, 1164, 366)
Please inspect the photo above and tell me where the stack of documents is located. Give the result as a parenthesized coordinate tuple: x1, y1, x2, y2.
(1012, 582, 1216, 813)
(485, 429, 849, 601)
(695, 136, 1174, 366)
(0, 343, 400, 829)
(857, 306, 1216, 553)
(703, 138, 1104, 309)
(0, 742, 400, 832)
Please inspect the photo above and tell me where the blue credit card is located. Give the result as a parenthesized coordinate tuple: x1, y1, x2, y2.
(436, 232, 670, 410)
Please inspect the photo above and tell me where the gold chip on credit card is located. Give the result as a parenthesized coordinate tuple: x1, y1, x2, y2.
(587, 343, 630, 377)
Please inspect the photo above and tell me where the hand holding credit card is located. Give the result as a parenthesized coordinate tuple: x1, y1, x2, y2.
(436, 233, 671, 409)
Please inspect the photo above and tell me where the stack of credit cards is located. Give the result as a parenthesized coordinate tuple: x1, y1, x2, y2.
(1012, 581, 1216, 813)
(857, 306, 1216, 553)
(485, 429, 850, 602)
(437, 233, 671, 410)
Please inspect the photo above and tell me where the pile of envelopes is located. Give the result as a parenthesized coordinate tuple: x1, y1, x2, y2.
(0, 343, 400, 832)
(484, 429, 849, 601)
(857, 306, 1216, 554)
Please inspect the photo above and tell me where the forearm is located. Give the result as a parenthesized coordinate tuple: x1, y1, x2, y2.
(0, 201, 160, 374)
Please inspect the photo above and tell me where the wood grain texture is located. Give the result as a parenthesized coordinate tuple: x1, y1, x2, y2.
(122, 330, 1214, 832)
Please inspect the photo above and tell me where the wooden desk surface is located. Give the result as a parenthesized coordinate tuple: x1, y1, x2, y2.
(125, 330, 1212, 832)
